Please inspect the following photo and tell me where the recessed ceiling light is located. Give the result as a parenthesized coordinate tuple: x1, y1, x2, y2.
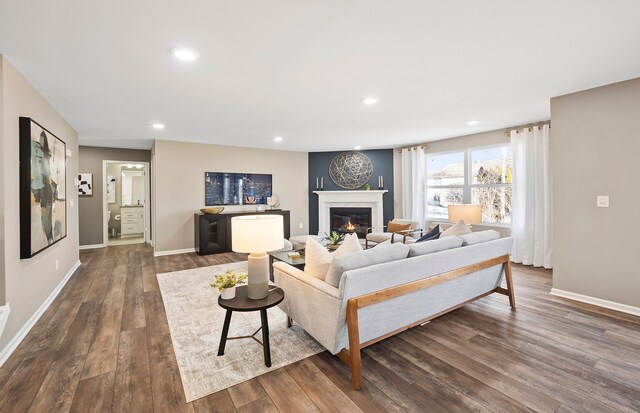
(152, 123, 165, 130)
(172, 47, 200, 62)
(466, 120, 480, 126)
(273, 136, 283, 142)
(361, 96, 380, 105)
(354, 145, 362, 150)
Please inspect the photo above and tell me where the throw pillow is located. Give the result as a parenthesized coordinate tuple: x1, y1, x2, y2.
(325, 243, 410, 288)
(459, 230, 500, 246)
(416, 224, 441, 243)
(440, 220, 472, 237)
(332, 233, 363, 257)
(408, 236, 463, 257)
(303, 237, 333, 280)
(387, 221, 412, 233)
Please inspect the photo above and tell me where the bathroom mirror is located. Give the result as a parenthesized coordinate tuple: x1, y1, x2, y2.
(121, 169, 145, 206)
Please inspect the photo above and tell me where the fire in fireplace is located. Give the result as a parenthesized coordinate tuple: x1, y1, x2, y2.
(330, 207, 372, 239)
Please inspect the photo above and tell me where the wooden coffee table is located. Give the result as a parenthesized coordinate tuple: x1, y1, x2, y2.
(217, 285, 285, 367)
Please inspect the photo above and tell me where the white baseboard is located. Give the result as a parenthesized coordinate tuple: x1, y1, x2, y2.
(0, 260, 81, 367)
(154, 247, 195, 257)
(79, 243, 106, 250)
(550, 288, 640, 317)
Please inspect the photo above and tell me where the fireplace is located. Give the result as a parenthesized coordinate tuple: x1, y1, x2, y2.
(330, 207, 372, 239)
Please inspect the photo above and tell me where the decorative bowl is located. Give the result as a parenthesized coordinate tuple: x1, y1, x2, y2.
(200, 207, 225, 215)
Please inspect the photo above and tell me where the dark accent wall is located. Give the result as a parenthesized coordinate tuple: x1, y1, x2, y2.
(308, 149, 394, 235)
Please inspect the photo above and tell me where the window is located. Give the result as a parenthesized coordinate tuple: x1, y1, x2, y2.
(426, 145, 512, 224)
(426, 152, 465, 218)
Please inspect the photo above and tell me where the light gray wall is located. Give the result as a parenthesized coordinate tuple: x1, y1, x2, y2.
(153, 140, 309, 253)
(551, 77, 640, 308)
(1, 56, 79, 350)
(78, 146, 150, 246)
(0, 57, 5, 305)
(393, 128, 517, 237)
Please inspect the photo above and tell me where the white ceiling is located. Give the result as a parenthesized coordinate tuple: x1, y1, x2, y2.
(1, 1, 639, 151)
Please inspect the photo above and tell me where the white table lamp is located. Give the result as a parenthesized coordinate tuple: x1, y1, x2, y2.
(448, 204, 482, 225)
(232, 215, 284, 299)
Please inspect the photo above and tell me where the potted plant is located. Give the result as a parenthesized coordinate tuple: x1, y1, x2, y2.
(210, 269, 247, 299)
(322, 231, 345, 250)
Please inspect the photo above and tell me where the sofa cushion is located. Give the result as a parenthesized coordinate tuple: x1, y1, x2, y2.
(304, 237, 333, 280)
(332, 233, 363, 257)
(441, 220, 472, 237)
(325, 243, 410, 288)
(408, 236, 463, 257)
(460, 230, 500, 246)
(416, 224, 441, 242)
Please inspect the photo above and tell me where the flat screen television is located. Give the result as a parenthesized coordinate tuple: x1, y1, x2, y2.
(205, 172, 272, 206)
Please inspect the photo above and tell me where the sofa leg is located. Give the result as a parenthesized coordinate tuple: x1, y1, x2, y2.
(346, 299, 363, 389)
(504, 260, 516, 309)
(286, 316, 293, 328)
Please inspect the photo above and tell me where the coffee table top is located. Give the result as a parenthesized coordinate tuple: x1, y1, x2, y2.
(218, 285, 284, 312)
(269, 250, 305, 266)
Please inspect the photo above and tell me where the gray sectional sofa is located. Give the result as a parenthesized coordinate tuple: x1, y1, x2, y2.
(273, 231, 515, 389)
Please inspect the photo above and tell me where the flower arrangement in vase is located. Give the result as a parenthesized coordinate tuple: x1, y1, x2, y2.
(322, 231, 345, 250)
(210, 269, 247, 299)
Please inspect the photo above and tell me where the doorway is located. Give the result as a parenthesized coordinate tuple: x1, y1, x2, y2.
(102, 161, 150, 246)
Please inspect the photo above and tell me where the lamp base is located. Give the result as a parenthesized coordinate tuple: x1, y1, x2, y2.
(247, 252, 269, 300)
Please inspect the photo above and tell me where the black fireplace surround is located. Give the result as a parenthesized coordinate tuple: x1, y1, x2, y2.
(330, 207, 372, 239)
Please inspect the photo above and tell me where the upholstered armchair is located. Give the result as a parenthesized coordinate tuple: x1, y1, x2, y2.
(365, 219, 423, 248)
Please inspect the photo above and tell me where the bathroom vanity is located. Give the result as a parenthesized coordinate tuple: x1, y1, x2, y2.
(121, 205, 144, 236)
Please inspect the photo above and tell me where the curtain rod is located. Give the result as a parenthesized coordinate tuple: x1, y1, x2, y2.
(396, 145, 427, 153)
(503, 123, 551, 136)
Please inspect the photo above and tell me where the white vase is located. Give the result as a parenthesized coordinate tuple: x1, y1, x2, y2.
(220, 286, 236, 300)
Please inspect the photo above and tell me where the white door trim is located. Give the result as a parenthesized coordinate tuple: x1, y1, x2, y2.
(102, 160, 151, 245)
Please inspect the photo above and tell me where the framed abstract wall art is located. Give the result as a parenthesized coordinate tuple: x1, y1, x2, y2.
(205, 172, 272, 206)
(19, 117, 67, 258)
(78, 173, 93, 195)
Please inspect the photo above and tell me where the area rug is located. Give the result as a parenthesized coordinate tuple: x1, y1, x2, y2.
(157, 261, 325, 402)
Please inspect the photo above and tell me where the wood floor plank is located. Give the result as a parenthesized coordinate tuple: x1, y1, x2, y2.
(148, 333, 195, 413)
(309, 352, 406, 413)
(70, 372, 115, 413)
(80, 292, 125, 380)
(0, 351, 57, 412)
(192, 390, 238, 413)
(286, 358, 364, 413)
(236, 396, 279, 413)
(120, 250, 146, 331)
(226, 378, 267, 408)
(378, 338, 538, 413)
(112, 327, 153, 412)
(258, 368, 321, 412)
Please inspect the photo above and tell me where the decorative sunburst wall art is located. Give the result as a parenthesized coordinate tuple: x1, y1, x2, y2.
(328, 151, 373, 189)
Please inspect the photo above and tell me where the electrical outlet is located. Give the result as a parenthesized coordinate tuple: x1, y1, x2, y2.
(55, 259, 59, 270)
(597, 196, 609, 208)
(299, 223, 304, 229)
(70, 199, 75, 207)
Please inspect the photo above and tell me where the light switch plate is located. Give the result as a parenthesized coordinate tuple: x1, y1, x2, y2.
(597, 196, 609, 208)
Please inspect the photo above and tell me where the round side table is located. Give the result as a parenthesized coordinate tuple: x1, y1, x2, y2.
(217, 285, 284, 367)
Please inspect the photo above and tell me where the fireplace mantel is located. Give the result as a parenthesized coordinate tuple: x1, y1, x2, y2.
(314, 190, 387, 235)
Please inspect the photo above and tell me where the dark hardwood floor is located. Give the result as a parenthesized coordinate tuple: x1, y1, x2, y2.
(0, 243, 639, 412)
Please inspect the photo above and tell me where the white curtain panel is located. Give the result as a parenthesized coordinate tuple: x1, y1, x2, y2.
(510, 124, 553, 269)
(401, 147, 426, 226)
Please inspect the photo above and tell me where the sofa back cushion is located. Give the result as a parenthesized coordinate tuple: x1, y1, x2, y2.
(325, 243, 410, 287)
(408, 236, 463, 257)
(304, 237, 333, 280)
(459, 230, 500, 246)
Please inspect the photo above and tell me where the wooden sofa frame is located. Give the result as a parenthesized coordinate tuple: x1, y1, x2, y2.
(332, 254, 515, 390)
